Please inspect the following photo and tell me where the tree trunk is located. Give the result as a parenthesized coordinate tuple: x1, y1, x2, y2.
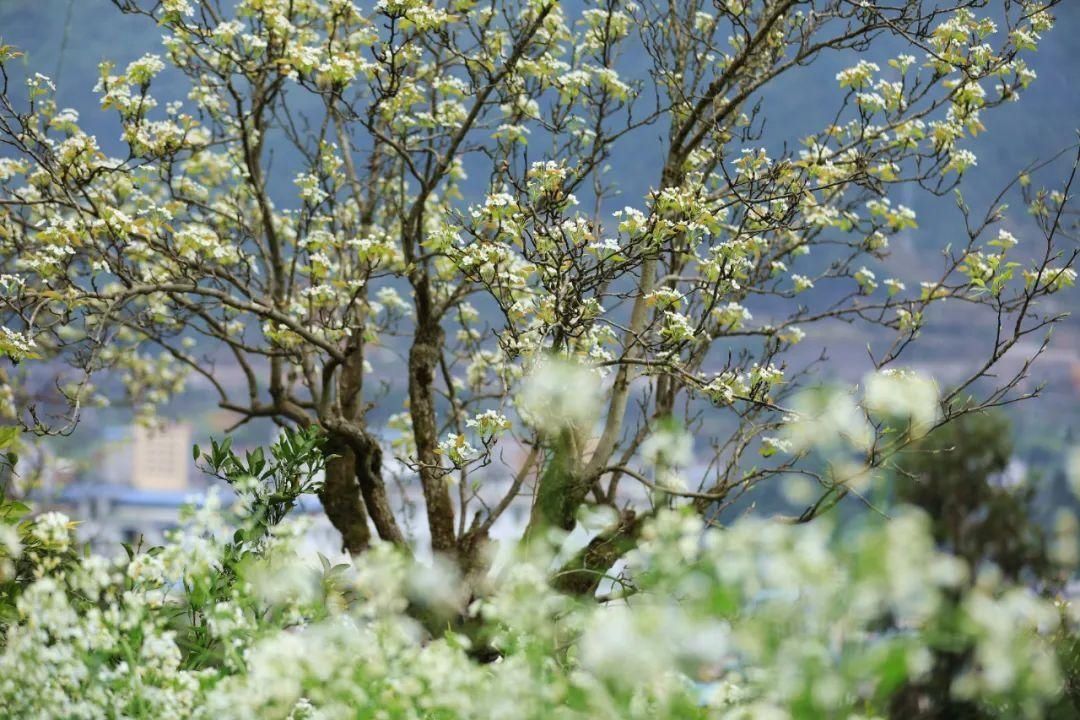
(408, 319, 457, 554)
(527, 429, 588, 537)
(551, 510, 643, 596)
(354, 436, 406, 545)
(318, 440, 372, 554)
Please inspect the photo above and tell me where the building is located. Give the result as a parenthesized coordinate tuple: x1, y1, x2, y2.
(55, 482, 345, 557)
(131, 422, 192, 491)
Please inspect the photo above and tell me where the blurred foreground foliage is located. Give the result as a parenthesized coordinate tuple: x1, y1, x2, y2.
(0, 423, 1079, 719)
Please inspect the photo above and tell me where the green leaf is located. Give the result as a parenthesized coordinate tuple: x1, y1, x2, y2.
(0, 426, 20, 451)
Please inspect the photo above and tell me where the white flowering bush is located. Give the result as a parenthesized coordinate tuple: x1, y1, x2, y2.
(1, 426, 1075, 718)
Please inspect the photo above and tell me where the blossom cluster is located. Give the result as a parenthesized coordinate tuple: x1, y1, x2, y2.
(0, 486, 1072, 718)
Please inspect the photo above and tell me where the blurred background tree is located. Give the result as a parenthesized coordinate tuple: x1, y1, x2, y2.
(887, 411, 1080, 718)
(894, 411, 1053, 586)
